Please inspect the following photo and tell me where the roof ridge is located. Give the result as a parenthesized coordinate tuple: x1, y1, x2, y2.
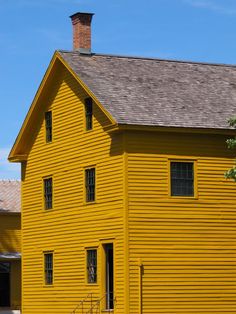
(58, 50, 236, 68)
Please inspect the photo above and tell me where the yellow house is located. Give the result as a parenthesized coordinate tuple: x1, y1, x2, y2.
(9, 12, 236, 314)
(0, 180, 21, 311)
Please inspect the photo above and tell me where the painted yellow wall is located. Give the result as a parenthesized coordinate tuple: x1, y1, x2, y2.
(18, 58, 236, 314)
(21, 63, 126, 314)
(0, 214, 21, 309)
(125, 130, 236, 314)
(0, 214, 21, 253)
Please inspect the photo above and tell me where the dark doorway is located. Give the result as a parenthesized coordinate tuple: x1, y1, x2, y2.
(0, 262, 10, 307)
(104, 244, 114, 310)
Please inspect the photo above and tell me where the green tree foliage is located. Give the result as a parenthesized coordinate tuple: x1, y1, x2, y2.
(225, 117, 236, 181)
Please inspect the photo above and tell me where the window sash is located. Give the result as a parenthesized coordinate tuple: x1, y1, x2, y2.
(45, 111, 52, 142)
(44, 253, 53, 285)
(85, 98, 93, 131)
(171, 162, 194, 196)
(87, 249, 97, 283)
(44, 178, 53, 209)
(85, 168, 95, 202)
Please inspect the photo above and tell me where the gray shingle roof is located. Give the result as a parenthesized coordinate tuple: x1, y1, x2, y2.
(59, 51, 236, 130)
(0, 180, 21, 213)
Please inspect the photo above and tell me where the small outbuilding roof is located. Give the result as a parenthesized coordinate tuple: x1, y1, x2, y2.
(0, 180, 21, 213)
(59, 51, 236, 130)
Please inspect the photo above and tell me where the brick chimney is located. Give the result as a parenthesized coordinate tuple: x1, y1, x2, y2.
(70, 12, 94, 54)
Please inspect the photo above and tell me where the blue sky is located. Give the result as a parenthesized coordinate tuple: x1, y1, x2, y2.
(1, 0, 236, 179)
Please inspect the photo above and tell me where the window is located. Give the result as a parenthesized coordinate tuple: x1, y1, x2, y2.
(85, 97, 93, 131)
(85, 168, 95, 202)
(170, 161, 194, 197)
(44, 253, 53, 285)
(87, 249, 97, 283)
(44, 177, 53, 209)
(45, 111, 52, 142)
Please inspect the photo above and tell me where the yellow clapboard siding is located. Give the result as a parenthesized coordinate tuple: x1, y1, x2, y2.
(0, 215, 21, 308)
(21, 65, 126, 314)
(17, 56, 236, 314)
(0, 215, 21, 253)
(126, 130, 236, 314)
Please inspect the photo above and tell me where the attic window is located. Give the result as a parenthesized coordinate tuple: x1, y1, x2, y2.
(85, 98, 93, 131)
(45, 111, 52, 142)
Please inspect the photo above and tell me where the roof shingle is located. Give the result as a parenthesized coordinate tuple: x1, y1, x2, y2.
(59, 51, 236, 130)
(0, 180, 21, 213)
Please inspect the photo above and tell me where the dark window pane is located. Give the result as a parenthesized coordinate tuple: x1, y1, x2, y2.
(171, 162, 194, 196)
(45, 111, 52, 142)
(44, 253, 53, 285)
(44, 178, 53, 209)
(85, 168, 95, 202)
(85, 98, 93, 131)
(87, 250, 97, 283)
(0, 262, 10, 273)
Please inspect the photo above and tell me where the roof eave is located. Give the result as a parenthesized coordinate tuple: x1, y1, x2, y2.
(0, 253, 21, 260)
(8, 51, 60, 162)
(9, 51, 117, 162)
(8, 154, 27, 162)
(0, 211, 21, 215)
(106, 123, 236, 135)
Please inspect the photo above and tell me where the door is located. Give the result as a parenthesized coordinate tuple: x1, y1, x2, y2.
(104, 244, 114, 310)
(0, 262, 10, 307)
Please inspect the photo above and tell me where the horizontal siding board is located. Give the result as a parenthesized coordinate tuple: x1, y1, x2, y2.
(126, 130, 236, 314)
(0, 215, 21, 252)
(22, 67, 125, 314)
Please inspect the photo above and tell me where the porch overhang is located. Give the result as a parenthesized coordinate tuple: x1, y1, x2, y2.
(0, 253, 21, 260)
